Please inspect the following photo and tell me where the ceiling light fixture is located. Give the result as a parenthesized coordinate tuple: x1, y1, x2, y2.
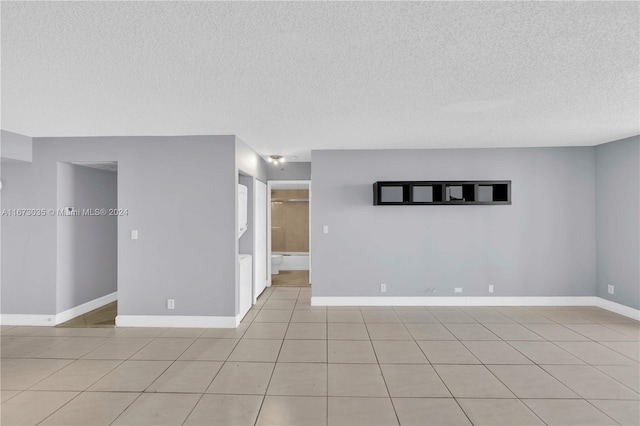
(268, 155, 285, 165)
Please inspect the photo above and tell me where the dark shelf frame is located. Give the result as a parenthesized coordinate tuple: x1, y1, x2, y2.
(373, 181, 511, 205)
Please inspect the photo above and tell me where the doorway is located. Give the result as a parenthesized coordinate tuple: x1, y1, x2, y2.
(267, 181, 311, 287)
(56, 161, 118, 327)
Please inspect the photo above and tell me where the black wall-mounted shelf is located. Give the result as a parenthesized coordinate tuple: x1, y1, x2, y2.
(373, 181, 511, 205)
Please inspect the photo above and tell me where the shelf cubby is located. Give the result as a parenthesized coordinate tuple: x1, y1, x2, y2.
(373, 181, 511, 206)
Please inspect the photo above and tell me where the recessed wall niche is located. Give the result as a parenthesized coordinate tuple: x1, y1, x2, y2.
(373, 181, 511, 205)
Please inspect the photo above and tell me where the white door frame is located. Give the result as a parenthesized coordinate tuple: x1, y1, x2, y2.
(267, 180, 312, 287)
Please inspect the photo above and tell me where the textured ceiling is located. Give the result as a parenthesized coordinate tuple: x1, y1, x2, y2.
(2, 1, 638, 161)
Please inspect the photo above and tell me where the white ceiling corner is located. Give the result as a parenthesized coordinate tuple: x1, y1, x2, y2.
(2, 1, 638, 161)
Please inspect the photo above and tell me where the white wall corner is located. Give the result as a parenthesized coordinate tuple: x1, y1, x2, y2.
(55, 292, 117, 325)
(115, 315, 238, 328)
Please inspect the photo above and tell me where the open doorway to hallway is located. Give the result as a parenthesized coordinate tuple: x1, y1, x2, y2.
(55, 161, 118, 327)
(268, 181, 310, 288)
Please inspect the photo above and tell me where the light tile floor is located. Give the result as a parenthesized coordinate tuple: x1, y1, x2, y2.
(1, 286, 639, 425)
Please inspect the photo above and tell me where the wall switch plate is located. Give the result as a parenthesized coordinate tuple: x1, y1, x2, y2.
(454, 288, 462, 293)
(322, 225, 329, 234)
(380, 283, 387, 293)
(608, 285, 614, 295)
(489, 285, 494, 293)
(167, 299, 175, 309)
(131, 230, 138, 240)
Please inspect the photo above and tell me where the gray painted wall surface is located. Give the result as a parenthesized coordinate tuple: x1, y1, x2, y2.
(595, 136, 640, 309)
(1, 130, 32, 162)
(311, 148, 597, 298)
(267, 162, 311, 181)
(2, 135, 238, 317)
(56, 164, 117, 313)
(236, 137, 267, 183)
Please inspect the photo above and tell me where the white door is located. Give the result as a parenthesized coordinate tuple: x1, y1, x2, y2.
(253, 180, 267, 303)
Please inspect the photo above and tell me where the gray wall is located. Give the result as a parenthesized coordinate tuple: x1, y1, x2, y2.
(595, 136, 640, 309)
(2, 135, 238, 317)
(267, 162, 311, 181)
(236, 137, 267, 183)
(311, 147, 597, 298)
(0, 130, 32, 162)
(56, 164, 117, 312)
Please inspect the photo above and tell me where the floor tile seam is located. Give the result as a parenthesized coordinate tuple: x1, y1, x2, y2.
(104, 390, 146, 426)
(520, 397, 621, 426)
(590, 365, 640, 395)
(536, 364, 640, 399)
(27, 358, 127, 393)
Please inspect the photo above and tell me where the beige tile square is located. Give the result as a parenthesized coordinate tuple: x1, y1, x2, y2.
(1, 336, 68, 358)
(589, 399, 640, 426)
(118, 327, 168, 338)
(82, 337, 153, 359)
(185, 394, 263, 426)
(484, 324, 545, 341)
(524, 399, 619, 426)
(262, 299, 297, 310)
(372, 340, 428, 363)
(381, 364, 450, 397)
(1, 359, 73, 390)
(328, 363, 388, 397)
(254, 309, 293, 323)
(146, 360, 222, 393)
(327, 323, 369, 340)
(458, 398, 544, 425)
(256, 396, 327, 426)
(434, 365, 514, 398)
(0, 359, 25, 372)
(487, 365, 578, 398)
(522, 324, 590, 341)
(595, 365, 640, 392)
(285, 323, 327, 340)
(40, 392, 139, 425)
(268, 363, 327, 396)
(33, 337, 108, 359)
(405, 324, 456, 340)
(201, 324, 248, 339)
(0, 391, 78, 426)
(556, 342, 638, 365)
(417, 341, 480, 364)
(207, 362, 274, 395)
(88, 360, 172, 392)
(498, 308, 553, 324)
(542, 365, 640, 400)
(366, 323, 412, 340)
(112, 393, 200, 425)
(158, 328, 206, 338)
(269, 290, 300, 300)
(508, 341, 584, 364)
(228, 339, 282, 362)
(129, 337, 195, 360)
(178, 337, 238, 361)
(444, 323, 500, 340)
(395, 309, 439, 324)
(328, 397, 398, 426)
(601, 341, 640, 362)
(30, 359, 121, 391)
(243, 322, 288, 339)
(278, 340, 326, 362)
(328, 340, 377, 363)
(291, 310, 327, 323)
(362, 311, 401, 323)
(462, 341, 532, 364)
(327, 310, 364, 323)
(463, 308, 514, 324)
(393, 398, 471, 425)
(0, 390, 20, 403)
(599, 323, 640, 339)
(565, 324, 636, 341)
(429, 309, 477, 324)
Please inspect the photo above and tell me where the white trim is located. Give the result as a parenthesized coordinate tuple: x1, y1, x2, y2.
(311, 296, 598, 307)
(115, 314, 240, 328)
(596, 298, 640, 321)
(0, 314, 56, 326)
(55, 291, 117, 325)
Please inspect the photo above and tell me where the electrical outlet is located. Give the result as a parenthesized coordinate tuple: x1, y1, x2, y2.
(131, 230, 138, 240)
(489, 285, 494, 293)
(167, 299, 175, 309)
(608, 285, 614, 295)
(454, 288, 462, 293)
(380, 283, 387, 293)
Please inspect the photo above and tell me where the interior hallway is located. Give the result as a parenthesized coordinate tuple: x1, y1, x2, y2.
(1, 286, 638, 425)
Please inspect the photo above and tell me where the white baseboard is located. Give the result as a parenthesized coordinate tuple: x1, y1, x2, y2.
(311, 296, 640, 321)
(116, 314, 239, 328)
(596, 298, 640, 321)
(55, 292, 117, 325)
(0, 314, 56, 326)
